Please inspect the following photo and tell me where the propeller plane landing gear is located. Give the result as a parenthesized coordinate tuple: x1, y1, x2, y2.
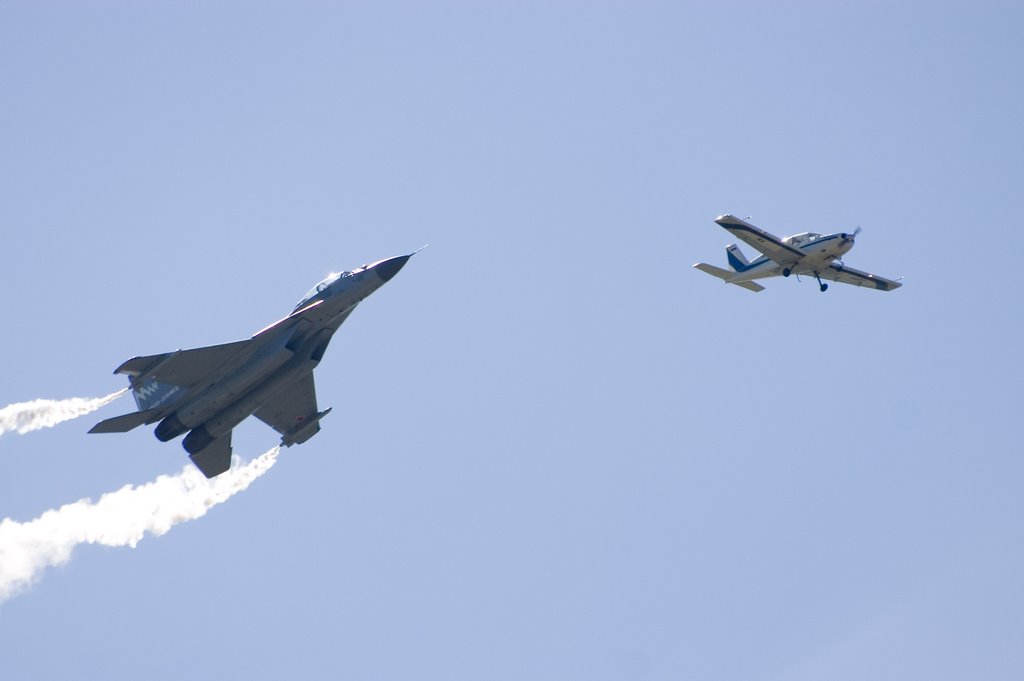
(813, 271, 828, 292)
(783, 267, 792, 277)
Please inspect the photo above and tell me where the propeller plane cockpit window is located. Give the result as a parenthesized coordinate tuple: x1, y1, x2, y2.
(782, 232, 822, 247)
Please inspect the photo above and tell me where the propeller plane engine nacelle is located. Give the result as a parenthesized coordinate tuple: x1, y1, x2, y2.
(840, 226, 862, 245)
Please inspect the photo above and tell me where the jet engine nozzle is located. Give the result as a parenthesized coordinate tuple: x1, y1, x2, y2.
(183, 425, 216, 454)
(155, 414, 187, 442)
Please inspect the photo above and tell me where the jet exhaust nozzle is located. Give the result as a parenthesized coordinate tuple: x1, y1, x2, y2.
(183, 425, 216, 454)
(155, 414, 187, 442)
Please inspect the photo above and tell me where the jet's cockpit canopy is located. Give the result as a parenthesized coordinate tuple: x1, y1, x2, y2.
(782, 232, 822, 247)
(296, 271, 345, 309)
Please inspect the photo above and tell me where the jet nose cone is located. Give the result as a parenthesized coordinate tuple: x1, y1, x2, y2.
(375, 255, 411, 283)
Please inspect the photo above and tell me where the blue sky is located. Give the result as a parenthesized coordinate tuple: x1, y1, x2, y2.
(2, 2, 1022, 679)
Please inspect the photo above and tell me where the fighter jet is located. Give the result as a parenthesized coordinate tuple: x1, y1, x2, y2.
(90, 251, 419, 478)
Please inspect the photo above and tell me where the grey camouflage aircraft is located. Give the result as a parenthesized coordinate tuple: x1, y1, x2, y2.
(90, 251, 419, 478)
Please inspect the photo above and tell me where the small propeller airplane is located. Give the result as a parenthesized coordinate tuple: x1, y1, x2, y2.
(694, 214, 902, 293)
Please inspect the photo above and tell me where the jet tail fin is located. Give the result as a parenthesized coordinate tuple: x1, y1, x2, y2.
(693, 263, 765, 292)
(131, 378, 184, 412)
(89, 407, 161, 434)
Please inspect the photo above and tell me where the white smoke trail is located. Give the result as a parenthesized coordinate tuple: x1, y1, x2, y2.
(0, 389, 128, 437)
(0, 447, 279, 603)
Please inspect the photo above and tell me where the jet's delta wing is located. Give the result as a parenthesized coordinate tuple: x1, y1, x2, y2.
(92, 337, 276, 431)
(254, 373, 326, 447)
(114, 339, 254, 388)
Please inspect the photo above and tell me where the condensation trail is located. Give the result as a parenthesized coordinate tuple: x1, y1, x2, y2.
(0, 389, 128, 437)
(0, 447, 280, 603)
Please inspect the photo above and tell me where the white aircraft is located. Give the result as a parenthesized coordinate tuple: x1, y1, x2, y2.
(694, 214, 902, 293)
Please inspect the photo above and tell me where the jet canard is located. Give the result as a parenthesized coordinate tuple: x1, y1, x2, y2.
(694, 215, 902, 293)
(90, 251, 419, 478)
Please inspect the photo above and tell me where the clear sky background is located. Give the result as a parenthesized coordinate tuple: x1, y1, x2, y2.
(2, 2, 1022, 679)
